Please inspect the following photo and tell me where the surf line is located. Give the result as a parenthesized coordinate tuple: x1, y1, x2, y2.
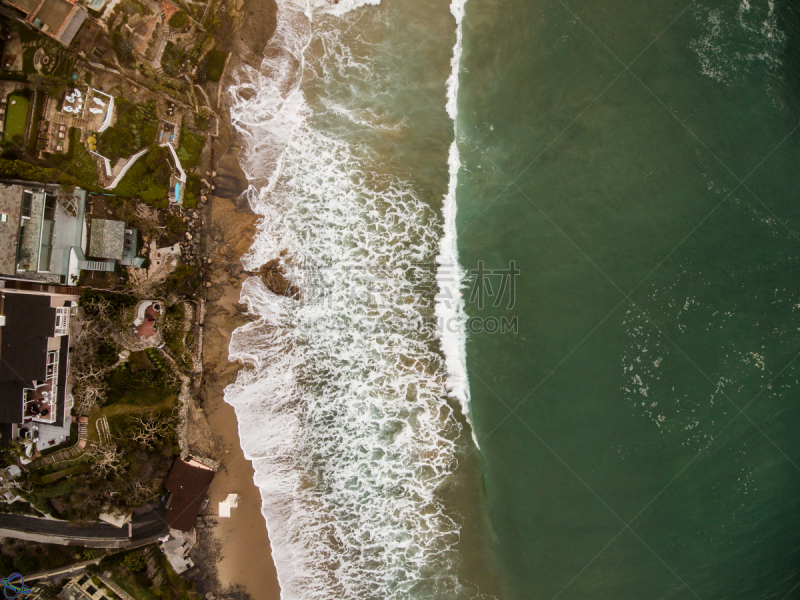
(436, 0, 477, 446)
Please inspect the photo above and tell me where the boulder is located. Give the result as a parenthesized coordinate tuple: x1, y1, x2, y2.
(259, 258, 300, 299)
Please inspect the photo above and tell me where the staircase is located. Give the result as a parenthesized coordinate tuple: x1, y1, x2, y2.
(78, 260, 116, 272)
(29, 417, 89, 469)
(96, 416, 111, 445)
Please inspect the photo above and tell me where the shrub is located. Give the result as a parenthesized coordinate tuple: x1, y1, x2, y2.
(178, 129, 205, 168)
(165, 213, 184, 234)
(13, 554, 38, 575)
(113, 145, 172, 205)
(166, 264, 199, 296)
(168, 10, 189, 28)
(98, 553, 124, 570)
(122, 551, 147, 572)
(44, 127, 99, 190)
(160, 41, 186, 77)
(183, 172, 201, 208)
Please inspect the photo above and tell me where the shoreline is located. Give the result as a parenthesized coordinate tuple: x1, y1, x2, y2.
(184, 0, 281, 596)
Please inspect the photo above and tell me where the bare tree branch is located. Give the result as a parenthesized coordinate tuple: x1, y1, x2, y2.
(86, 443, 124, 476)
(130, 414, 175, 448)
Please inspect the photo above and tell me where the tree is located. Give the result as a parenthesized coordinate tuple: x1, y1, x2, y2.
(0, 555, 13, 576)
(86, 443, 124, 476)
(13, 554, 38, 575)
(128, 479, 156, 502)
(113, 32, 135, 66)
(168, 10, 189, 28)
(122, 551, 147, 572)
(72, 378, 107, 415)
(130, 414, 174, 448)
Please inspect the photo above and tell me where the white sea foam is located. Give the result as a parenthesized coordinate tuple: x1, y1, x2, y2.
(436, 0, 472, 436)
(225, 0, 480, 598)
(690, 0, 786, 84)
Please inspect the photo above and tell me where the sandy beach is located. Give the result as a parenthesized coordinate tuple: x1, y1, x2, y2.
(185, 140, 282, 600)
(183, 0, 281, 596)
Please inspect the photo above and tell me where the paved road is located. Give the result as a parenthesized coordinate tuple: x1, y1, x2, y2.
(0, 509, 168, 546)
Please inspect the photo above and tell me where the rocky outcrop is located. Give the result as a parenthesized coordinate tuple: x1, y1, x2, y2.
(259, 258, 300, 300)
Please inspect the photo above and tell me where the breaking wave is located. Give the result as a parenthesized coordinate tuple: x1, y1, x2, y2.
(224, 0, 479, 598)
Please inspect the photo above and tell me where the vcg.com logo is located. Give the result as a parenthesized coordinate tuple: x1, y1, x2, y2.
(1, 573, 30, 599)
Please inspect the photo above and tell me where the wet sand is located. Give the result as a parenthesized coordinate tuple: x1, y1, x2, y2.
(187, 0, 281, 589)
(202, 378, 281, 600)
(189, 181, 281, 600)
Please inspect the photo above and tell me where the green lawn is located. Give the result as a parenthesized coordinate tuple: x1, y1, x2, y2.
(86, 353, 178, 446)
(4, 92, 30, 145)
(39, 463, 89, 484)
(45, 128, 100, 189)
(205, 49, 227, 82)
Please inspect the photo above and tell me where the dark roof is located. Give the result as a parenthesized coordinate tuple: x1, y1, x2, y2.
(0, 382, 24, 423)
(0, 294, 55, 424)
(0, 294, 53, 381)
(54, 333, 68, 427)
(163, 459, 215, 532)
(0, 422, 12, 446)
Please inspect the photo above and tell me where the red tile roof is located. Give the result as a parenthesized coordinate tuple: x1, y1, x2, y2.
(160, 0, 179, 21)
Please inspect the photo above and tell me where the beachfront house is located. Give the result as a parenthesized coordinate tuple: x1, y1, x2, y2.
(84, 218, 145, 271)
(162, 458, 216, 532)
(2, 0, 87, 47)
(0, 284, 79, 459)
(0, 182, 88, 285)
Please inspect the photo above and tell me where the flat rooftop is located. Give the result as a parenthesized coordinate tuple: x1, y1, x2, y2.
(0, 184, 21, 277)
(88, 219, 124, 260)
(6, 0, 43, 15)
(32, 0, 73, 33)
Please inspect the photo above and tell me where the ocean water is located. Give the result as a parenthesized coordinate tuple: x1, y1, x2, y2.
(225, 0, 800, 597)
(456, 0, 800, 598)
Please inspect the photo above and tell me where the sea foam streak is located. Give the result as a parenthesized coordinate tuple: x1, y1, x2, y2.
(226, 0, 477, 598)
(437, 0, 471, 432)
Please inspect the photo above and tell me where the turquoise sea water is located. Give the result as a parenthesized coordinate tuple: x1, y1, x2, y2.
(457, 0, 800, 598)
